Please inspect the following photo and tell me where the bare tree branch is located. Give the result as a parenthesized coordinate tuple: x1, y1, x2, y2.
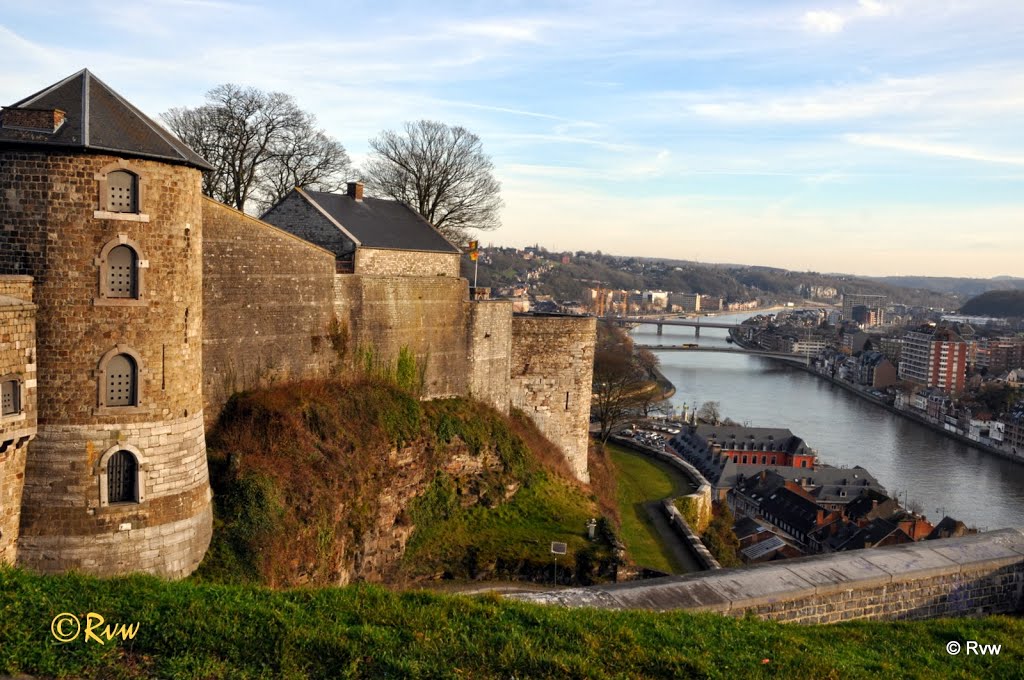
(162, 84, 351, 213)
(362, 120, 503, 245)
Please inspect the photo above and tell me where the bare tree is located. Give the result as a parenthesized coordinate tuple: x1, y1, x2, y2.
(696, 401, 722, 425)
(592, 323, 657, 443)
(163, 84, 351, 214)
(362, 120, 503, 245)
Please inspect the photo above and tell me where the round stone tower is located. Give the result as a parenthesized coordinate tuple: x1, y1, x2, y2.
(0, 70, 213, 577)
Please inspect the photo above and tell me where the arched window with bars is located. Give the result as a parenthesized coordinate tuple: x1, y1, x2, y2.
(96, 347, 143, 410)
(105, 244, 138, 298)
(105, 354, 137, 407)
(107, 450, 138, 503)
(95, 236, 146, 305)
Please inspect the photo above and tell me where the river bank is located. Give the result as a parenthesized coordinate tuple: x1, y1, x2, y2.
(728, 326, 1024, 466)
(790, 362, 1024, 466)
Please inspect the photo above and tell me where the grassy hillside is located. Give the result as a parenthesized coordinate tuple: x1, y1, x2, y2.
(199, 378, 616, 587)
(2, 567, 1022, 679)
(608, 444, 695, 573)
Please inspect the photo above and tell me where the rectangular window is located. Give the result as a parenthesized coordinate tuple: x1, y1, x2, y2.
(1, 380, 20, 416)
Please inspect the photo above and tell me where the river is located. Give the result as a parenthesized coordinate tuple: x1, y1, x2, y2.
(630, 312, 1024, 532)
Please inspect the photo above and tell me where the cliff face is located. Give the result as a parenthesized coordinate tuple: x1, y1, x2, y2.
(198, 379, 592, 587)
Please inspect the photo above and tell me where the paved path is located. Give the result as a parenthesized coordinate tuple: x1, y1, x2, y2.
(642, 500, 703, 574)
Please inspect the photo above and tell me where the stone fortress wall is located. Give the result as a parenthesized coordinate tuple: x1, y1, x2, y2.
(0, 77, 594, 580)
(0, 277, 36, 563)
(509, 315, 597, 483)
(201, 199, 337, 425)
(207, 190, 595, 479)
(0, 150, 212, 578)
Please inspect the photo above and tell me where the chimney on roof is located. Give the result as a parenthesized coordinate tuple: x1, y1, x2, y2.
(1, 107, 65, 134)
(347, 181, 364, 201)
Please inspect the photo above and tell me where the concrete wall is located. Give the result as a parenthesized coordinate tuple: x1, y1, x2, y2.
(514, 529, 1024, 623)
(201, 199, 337, 425)
(334, 274, 471, 399)
(354, 248, 461, 278)
(1, 150, 212, 579)
(260, 190, 355, 258)
(466, 300, 513, 413)
(510, 315, 596, 483)
(0, 293, 36, 564)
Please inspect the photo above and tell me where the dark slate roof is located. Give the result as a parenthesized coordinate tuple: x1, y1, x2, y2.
(842, 489, 894, 521)
(302, 189, 460, 254)
(0, 69, 212, 171)
(836, 518, 910, 551)
(693, 425, 811, 456)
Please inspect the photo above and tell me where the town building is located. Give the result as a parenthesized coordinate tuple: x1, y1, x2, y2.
(842, 293, 887, 323)
(668, 425, 885, 503)
(898, 326, 968, 394)
(668, 292, 700, 313)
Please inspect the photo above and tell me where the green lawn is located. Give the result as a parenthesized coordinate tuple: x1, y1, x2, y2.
(3, 567, 1024, 679)
(608, 443, 696, 573)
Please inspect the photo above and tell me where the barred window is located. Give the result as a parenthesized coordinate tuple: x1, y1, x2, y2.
(105, 245, 138, 298)
(1, 379, 20, 416)
(105, 354, 137, 407)
(107, 450, 138, 503)
(107, 171, 138, 213)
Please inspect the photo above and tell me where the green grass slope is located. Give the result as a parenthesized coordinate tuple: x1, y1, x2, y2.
(2, 568, 1022, 679)
(608, 444, 694, 573)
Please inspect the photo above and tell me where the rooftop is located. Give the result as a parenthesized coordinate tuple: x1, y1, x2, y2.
(297, 188, 460, 254)
(0, 69, 211, 171)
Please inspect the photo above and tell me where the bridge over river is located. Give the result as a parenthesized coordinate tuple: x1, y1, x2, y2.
(634, 344, 808, 362)
(609, 316, 742, 337)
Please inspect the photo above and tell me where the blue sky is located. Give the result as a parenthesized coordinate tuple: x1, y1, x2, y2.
(2, 0, 1023, 277)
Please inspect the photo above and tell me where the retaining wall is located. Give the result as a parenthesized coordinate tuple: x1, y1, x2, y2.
(513, 528, 1024, 623)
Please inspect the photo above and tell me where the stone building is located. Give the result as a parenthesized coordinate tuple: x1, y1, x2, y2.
(0, 70, 596, 577)
(0, 70, 213, 577)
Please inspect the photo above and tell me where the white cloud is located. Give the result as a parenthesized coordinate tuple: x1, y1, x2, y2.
(844, 133, 1024, 166)
(445, 19, 547, 43)
(858, 0, 892, 17)
(802, 10, 846, 34)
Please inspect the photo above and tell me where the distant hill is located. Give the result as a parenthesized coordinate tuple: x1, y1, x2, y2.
(469, 248, 962, 309)
(870, 276, 1024, 297)
(960, 290, 1024, 318)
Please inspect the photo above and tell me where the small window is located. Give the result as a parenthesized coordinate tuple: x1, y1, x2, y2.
(105, 354, 137, 407)
(1, 379, 20, 416)
(107, 171, 138, 213)
(107, 450, 138, 503)
(105, 245, 138, 298)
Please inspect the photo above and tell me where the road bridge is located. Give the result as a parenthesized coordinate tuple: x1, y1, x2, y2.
(635, 344, 809, 363)
(609, 316, 744, 337)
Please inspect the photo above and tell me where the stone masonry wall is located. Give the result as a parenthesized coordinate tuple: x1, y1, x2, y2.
(0, 296, 36, 564)
(354, 248, 461, 278)
(259, 190, 355, 258)
(0, 275, 33, 301)
(17, 412, 211, 577)
(202, 199, 337, 426)
(510, 315, 597, 483)
(1, 150, 212, 578)
(334, 274, 471, 399)
(466, 300, 513, 413)
(514, 529, 1024, 623)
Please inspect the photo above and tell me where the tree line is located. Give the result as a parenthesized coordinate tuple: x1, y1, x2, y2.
(162, 85, 502, 246)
